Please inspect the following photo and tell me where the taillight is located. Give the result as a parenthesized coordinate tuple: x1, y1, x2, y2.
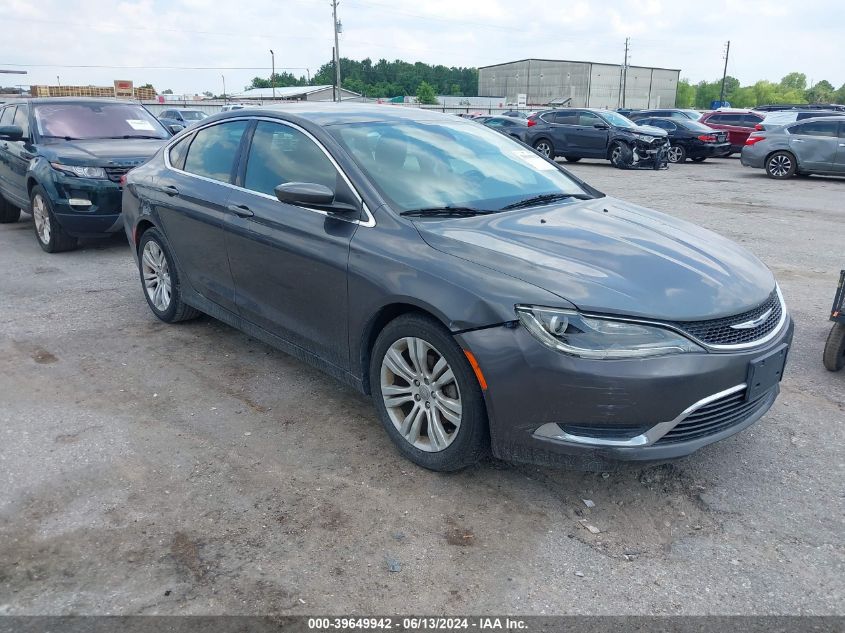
(754, 123, 763, 131)
(119, 174, 127, 186)
(527, 118, 537, 127)
(697, 134, 717, 142)
(745, 135, 765, 146)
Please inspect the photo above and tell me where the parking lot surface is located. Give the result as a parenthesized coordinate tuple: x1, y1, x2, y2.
(0, 157, 842, 615)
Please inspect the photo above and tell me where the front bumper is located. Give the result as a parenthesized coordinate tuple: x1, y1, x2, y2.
(457, 316, 793, 467)
(43, 173, 124, 237)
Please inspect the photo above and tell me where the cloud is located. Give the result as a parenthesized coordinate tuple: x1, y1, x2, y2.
(1, 0, 842, 94)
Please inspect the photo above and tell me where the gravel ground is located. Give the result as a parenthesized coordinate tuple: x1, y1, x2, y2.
(0, 156, 842, 616)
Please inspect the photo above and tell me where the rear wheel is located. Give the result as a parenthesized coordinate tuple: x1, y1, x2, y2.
(823, 323, 845, 372)
(0, 194, 21, 223)
(667, 144, 687, 163)
(137, 228, 200, 323)
(564, 156, 581, 163)
(533, 139, 554, 158)
(370, 314, 489, 471)
(765, 151, 796, 179)
(31, 186, 77, 253)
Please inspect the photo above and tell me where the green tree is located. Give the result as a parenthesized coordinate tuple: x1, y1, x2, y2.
(416, 81, 438, 105)
(806, 80, 835, 103)
(675, 78, 695, 108)
(162, 89, 173, 94)
(835, 83, 845, 104)
(780, 72, 807, 92)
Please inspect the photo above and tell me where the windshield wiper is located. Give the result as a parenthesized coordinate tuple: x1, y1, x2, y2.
(90, 135, 165, 140)
(400, 206, 496, 217)
(500, 192, 590, 210)
(41, 135, 83, 141)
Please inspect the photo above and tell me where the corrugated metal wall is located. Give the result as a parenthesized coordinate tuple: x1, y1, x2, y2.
(478, 59, 679, 109)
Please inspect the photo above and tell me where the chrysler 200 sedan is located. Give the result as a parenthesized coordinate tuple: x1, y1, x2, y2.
(122, 104, 792, 471)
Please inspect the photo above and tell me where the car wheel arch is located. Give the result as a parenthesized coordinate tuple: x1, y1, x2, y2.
(134, 218, 157, 253)
(765, 148, 796, 167)
(359, 302, 454, 395)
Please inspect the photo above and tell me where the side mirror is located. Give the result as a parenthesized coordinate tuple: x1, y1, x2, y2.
(274, 182, 360, 213)
(168, 124, 185, 135)
(0, 125, 24, 141)
(593, 123, 609, 130)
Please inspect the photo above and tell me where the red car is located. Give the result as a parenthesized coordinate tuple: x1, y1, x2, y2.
(699, 109, 764, 154)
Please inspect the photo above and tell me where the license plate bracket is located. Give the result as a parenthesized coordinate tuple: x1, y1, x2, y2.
(746, 344, 788, 401)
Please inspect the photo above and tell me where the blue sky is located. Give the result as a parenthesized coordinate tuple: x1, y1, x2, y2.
(2, 0, 842, 95)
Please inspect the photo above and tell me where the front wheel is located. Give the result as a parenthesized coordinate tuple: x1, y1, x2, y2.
(533, 139, 554, 159)
(823, 323, 845, 372)
(370, 314, 489, 471)
(31, 186, 77, 253)
(137, 228, 200, 323)
(766, 151, 796, 179)
(609, 141, 631, 168)
(667, 144, 687, 163)
(691, 157, 707, 163)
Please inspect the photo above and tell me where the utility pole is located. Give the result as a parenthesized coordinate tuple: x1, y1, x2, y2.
(332, 0, 341, 102)
(719, 40, 731, 106)
(270, 49, 276, 100)
(622, 37, 630, 108)
(221, 75, 226, 103)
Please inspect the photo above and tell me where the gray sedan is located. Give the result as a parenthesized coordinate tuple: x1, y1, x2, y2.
(122, 104, 792, 471)
(741, 116, 845, 178)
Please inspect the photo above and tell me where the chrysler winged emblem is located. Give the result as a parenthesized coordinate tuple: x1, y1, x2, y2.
(730, 308, 773, 330)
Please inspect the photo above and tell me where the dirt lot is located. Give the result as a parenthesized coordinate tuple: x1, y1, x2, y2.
(0, 157, 842, 616)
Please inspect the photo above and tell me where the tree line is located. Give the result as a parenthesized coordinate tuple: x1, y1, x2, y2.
(246, 57, 478, 98)
(676, 72, 845, 109)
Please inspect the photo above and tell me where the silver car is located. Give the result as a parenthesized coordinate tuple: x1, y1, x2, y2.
(741, 116, 845, 178)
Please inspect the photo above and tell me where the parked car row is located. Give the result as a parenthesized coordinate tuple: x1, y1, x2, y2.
(0, 100, 795, 471)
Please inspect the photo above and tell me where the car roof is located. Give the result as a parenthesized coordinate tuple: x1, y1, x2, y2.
(11, 97, 141, 106)
(199, 102, 468, 127)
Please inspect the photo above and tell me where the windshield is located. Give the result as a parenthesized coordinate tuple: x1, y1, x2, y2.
(598, 111, 637, 128)
(180, 111, 207, 121)
(329, 119, 592, 213)
(33, 102, 169, 140)
(681, 109, 702, 120)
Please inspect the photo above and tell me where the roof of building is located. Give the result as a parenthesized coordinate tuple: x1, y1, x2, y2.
(230, 85, 361, 99)
(478, 58, 681, 73)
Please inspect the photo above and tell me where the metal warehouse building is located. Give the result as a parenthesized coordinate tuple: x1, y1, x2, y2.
(478, 59, 680, 109)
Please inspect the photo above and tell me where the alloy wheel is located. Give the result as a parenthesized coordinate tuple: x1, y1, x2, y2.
(142, 240, 172, 312)
(667, 146, 684, 163)
(380, 336, 462, 453)
(32, 194, 51, 245)
(534, 141, 551, 158)
(610, 144, 623, 164)
(768, 154, 792, 177)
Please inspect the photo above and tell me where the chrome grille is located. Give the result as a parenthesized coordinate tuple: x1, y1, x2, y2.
(656, 387, 775, 444)
(669, 290, 782, 347)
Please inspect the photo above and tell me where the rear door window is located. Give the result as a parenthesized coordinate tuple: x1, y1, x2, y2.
(183, 120, 249, 183)
(788, 121, 839, 137)
(551, 111, 577, 125)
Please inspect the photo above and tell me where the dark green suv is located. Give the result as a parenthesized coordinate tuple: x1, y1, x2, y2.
(0, 98, 173, 252)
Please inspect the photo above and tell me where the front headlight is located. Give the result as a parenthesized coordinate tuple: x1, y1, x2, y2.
(515, 306, 704, 359)
(50, 163, 107, 179)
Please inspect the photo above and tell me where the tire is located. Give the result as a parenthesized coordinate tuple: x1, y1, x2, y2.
(823, 323, 845, 372)
(564, 156, 581, 163)
(532, 138, 554, 159)
(369, 313, 489, 471)
(0, 194, 21, 223)
(691, 157, 707, 163)
(30, 186, 77, 253)
(765, 151, 796, 179)
(137, 227, 200, 323)
(609, 141, 630, 169)
(667, 144, 687, 163)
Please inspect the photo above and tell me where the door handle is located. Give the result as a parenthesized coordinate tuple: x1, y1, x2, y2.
(162, 185, 180, 196)
(227, 203, 254, 218)
(839, 143, 845, 147)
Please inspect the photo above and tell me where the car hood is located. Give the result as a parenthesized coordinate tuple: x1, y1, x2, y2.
(40, 138, 168, 166)
(634, 125, 668, 137)
(413, 197, 775, 321)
